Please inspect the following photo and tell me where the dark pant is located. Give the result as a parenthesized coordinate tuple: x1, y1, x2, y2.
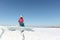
(19, 22, 24, 27)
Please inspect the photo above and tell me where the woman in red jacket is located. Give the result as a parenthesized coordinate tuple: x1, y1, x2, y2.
(18, 16, 24, 27)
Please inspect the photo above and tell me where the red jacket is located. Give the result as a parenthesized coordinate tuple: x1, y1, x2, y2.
(18, 17, 24, 23)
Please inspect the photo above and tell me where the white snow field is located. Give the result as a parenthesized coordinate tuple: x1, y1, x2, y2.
(0, 26, 60, 40)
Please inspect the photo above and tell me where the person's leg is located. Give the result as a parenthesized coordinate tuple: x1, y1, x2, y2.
(20, 22, 24, 27)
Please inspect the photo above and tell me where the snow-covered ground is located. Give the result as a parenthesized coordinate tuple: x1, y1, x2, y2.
(0, 27, 60, 40)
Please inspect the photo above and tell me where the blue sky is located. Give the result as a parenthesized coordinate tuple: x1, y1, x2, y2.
(0, 0, 60, 26)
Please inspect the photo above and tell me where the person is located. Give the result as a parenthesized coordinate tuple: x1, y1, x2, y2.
(18, 16, 25, 33)
(18, 16, 24, 27)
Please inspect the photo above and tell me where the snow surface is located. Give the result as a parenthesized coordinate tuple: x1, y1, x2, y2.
(0, 27, 60, 40)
